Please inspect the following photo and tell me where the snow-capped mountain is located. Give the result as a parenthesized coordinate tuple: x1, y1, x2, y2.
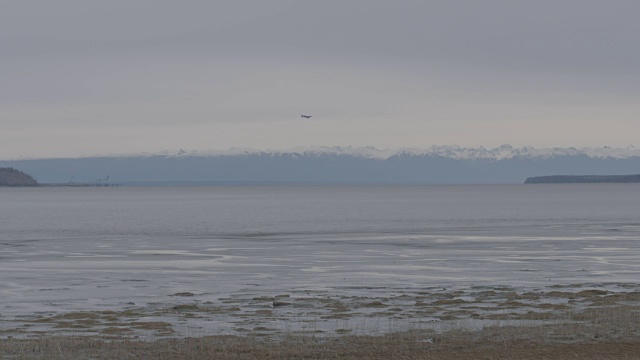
(147, 145, 640, 161)
(3, 145, 640, 184)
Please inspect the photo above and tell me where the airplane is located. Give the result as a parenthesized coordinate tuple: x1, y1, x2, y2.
(300, 114, 312, 119)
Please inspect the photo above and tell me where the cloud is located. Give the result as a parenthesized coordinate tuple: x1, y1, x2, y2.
(1, 1, 639, 158)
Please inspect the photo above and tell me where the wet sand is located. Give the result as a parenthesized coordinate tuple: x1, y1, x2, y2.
(3, 232, 640, 339)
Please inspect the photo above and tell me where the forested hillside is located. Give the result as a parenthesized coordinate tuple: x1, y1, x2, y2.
(0, 167, 38, 186)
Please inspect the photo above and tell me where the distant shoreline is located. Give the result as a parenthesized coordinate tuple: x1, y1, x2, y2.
(525, 174, 640, 184)
(40, 183, 123, 187)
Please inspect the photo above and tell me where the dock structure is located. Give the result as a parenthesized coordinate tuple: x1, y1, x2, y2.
(63, 182, 123, 187)
(46, 176, 123, 187)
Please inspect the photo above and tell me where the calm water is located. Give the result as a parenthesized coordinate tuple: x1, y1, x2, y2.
(2, 184, 640, 240)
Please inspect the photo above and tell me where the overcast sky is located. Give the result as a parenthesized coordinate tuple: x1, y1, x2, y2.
(2, 1, 640, 159)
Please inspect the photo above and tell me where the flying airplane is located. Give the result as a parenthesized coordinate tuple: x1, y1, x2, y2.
(300, 114, 312, 119)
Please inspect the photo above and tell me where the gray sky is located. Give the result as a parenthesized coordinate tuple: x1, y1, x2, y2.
(2, 0, 640, 159)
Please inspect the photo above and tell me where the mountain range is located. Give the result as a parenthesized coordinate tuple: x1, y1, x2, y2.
(2, 145, 640, 184)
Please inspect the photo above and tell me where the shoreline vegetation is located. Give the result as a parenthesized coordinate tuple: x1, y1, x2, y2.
(2, 285, 639, 359)
(0, 167, 38, 186)
(525, 174, 640, 184)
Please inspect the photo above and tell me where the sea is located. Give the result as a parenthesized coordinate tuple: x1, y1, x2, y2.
(4, 184, 640, 240)
(1, 184, 640, 336)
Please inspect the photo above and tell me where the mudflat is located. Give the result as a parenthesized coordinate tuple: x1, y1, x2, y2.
(2, 285, 639, 359)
